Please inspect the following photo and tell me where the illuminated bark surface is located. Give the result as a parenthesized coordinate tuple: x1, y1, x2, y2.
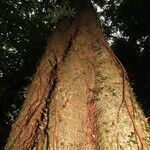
(5, 2, 150, 150)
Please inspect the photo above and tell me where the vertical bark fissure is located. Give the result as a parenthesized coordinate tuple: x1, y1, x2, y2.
(102, 41, 148, 149)
(30, 24, 81, 149)
(102, 39, 148, 150)
(7, 62, 58, 150)
(86, 63, 98, 149)
(76, 48, 99, 148)
(48, 26, 81, 150)
(123, 73, 145, 150)
(37, 64, 58, 150)
(5, 16, 81, 149)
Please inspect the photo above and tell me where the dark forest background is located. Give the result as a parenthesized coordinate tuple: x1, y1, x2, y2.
(0, 0, 150, 149)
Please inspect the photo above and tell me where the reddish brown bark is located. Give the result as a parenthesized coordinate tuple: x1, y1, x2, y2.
(5, 3, 150, 150)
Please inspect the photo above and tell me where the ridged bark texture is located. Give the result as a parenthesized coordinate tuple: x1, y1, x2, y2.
(5, 7, 150, 150)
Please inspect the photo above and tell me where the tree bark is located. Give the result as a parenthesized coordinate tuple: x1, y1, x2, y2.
(5, 2, 150, 150)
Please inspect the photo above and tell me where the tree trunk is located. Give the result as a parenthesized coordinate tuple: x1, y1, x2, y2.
(5, 3, 150, 150)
